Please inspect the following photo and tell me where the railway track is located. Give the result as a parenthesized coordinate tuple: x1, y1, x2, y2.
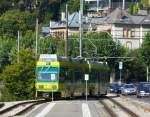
(0, 99, 46, 116)
(99, 99, 118, 117)
(99, 96, 140, 117)
(0, 95, 142, 117)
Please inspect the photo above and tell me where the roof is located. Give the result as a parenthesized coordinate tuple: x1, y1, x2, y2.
(140, 15, 150, 24)
(51, 12, 79, 29)
(104, 8, 145, 25)
(50, 8, 150, 30)
(51, 12, 92, 29)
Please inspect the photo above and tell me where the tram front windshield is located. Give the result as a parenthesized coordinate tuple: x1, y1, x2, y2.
(37, 67, 58, 82)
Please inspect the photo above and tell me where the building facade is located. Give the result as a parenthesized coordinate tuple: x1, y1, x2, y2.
(48, 8, 150, 49)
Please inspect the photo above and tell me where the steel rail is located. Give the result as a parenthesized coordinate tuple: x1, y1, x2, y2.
(0, 99, 45, 115)
(99, 99, 117, 117)
(108, 97, 140, 117)
(14, 100, 46, 116)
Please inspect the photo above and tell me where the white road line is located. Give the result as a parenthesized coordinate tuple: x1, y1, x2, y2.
(82, 103, 92, 117)
(35, 102, 56, 117)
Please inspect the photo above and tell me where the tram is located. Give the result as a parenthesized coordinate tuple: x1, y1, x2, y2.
(35, 54, 110, 98)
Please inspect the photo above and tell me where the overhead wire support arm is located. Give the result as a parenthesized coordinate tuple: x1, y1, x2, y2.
(84, 38, 97, 55)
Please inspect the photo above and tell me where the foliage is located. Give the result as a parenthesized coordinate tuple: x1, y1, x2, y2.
(128, 4, 139, 14)
(0, 11, 36, 36)
(0, 0, 13, 15)
(139, 0, 149, 8)
(68, 32, 126, 69)
(0, 36, 16, 72)
(140, 32, 150, 66)
(122, 49, 146, 82)
(0, 49, 36, 101)
(61, 0, 88, 14)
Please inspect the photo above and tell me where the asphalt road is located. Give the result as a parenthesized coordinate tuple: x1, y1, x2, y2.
(27, 99, 106, 117)
(126, 95, 150, 103)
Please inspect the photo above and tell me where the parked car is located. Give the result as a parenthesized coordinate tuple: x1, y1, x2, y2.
(121, 84, 137, 95)
(109, 83, 120, 93)
(137, 82, 150, 98)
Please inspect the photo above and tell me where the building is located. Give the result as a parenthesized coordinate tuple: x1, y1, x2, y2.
(91, 8, 150, 49)
(85, 0, 138, 17)
(50, 12, 93, 39)
(47, 8, 150, 49)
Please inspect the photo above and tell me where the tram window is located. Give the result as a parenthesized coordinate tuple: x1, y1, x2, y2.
(60, 67, 72, 82)
(74, 71, 83, 84)
(37, 73, 58, 82)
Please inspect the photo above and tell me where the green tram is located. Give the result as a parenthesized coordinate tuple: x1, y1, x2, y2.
(35, 54, 110, 98)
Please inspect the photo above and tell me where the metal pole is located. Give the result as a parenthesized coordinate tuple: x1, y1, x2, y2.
(79, 0, 83, 58)
(52, 87, 54, 101)
(122, 0, 125, 10)
(86, 80, 87, 102)
(147, 66, 149, 82)
(120, 69, 122, 82)
(97, 0, 99, 12)
(17, 30, 20, 63)
(36, 18, 38, 55)
(65, 4, 68, 58)
(109, 0, 111, 9)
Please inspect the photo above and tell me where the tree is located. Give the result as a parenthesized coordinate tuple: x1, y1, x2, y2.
(0, 36, 16, 72)
(140, 32, 150, 81)
(140, 32, 150, 66)
(0, 11, 36, 36)
(60, 0, 88, 14)
(0, 49, 36, 101)
(122, 49, 146, 82)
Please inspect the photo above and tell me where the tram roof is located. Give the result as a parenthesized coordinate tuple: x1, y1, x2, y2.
(37, 54, 109, 71)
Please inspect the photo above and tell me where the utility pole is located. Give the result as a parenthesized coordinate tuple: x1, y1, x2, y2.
(17, 31, 20, 63)
(79, 0, 83, 58)
(65, 4, 68, 58)
(35, 18, 38, 56)
(97, 0, 99, 12)
(122, 0, 125, 10)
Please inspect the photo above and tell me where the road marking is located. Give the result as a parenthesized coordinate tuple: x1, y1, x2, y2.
(35, 102, 56, 117)
(82, 103, 92, 117)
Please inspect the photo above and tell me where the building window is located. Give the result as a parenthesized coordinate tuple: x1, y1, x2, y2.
(126, 41, 132, 49)
(131, 31, 135, 37)
(123, 27, 131, 38)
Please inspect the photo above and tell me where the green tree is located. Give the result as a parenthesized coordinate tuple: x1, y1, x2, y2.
(0, 11, 36, 36)
(0, 36, 16, 72)
(123, 49, 146, 82)
(128, 4, 139, 14)
(61, 0, 88, 14)
(140, 32, 150, 81)
(0, 49, 36, 101)
(140, 32, 150, 66)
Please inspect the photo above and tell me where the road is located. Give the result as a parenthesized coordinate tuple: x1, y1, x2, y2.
(27, 100, 107, 117)
(126, 95, 150, 103)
